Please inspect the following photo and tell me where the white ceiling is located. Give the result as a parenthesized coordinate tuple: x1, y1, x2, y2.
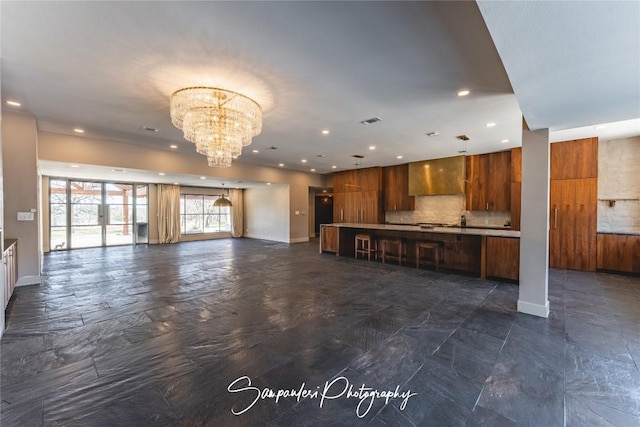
(2, 1, 639, 186)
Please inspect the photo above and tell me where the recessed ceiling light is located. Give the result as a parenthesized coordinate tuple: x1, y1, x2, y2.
(311, 168, 316, 172)
(322, 130, 330, 135)
(73, 128, 85, 133)
(174, 182, 179, 185)
(266, 182, 271, 185)
(70, 164, 80, 168)
(252, 149, 259, 153)
(200, 176, 206, 180)
(331, 165, 337, 169)
(501, 139, 509, 143)
(322, 190, 327, 193)
(6, 100, 21, 107)
(170, 144, 178, 149)
(278, 163, 284, 167)
(457, 90, 470, 97)
(112, 168, 125, 172)
(158, 172, 165, 176)
(301, 159, 307, 163)
(486, 122, 496, 128)
(595, 125, 606, 130)
(369, 146, 376, 150)
(397, 155, 403, 159)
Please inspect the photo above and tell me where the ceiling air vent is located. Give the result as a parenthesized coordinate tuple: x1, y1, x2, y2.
(268, 146, 278, 150)
(351, 154, 364, 159)
(425, 131, 440, 137)
(456, 135, 470, 141)
(142, 126, 159, 132)
(359, 117, 382, 125)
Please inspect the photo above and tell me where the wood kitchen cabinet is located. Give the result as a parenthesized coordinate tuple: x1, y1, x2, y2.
(549, 137, 598, 271)
(510, 182, 521, 231)
(510, 147, 522, 231)
(332, 167, 383, 223)
(320, 225, 339, 253)
(466, 150, 511, 211)
(549, 178, 597, 271)
(596, 234, 640, 273)
(551, 137, 598, 180)
(383, 164, 414, 211)
(486, 236, 520, 280)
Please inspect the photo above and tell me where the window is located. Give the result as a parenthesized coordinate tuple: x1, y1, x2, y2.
(180, 194, 231, 234)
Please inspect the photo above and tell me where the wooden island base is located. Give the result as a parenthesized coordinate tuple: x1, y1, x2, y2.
(320, 224, 520, 281)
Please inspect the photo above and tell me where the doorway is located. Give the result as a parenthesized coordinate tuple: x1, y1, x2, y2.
(49, 179, 148, 250)
(314, 194, 333, 235)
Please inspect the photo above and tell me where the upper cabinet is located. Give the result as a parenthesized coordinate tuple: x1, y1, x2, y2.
(550, 137, 598, 179)
(383, 164, 414, 211)
(465, 150, 511, 211)
(333, 167, 382, 193)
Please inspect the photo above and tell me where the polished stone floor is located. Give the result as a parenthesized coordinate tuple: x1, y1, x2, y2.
(1, 238, 639, 426)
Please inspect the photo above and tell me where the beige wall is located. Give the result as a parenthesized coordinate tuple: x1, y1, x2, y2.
(245, 184, 290, 243)
(2, 113, 41, 284)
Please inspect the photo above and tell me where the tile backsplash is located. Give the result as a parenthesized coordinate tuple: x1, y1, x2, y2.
(386, 195, 463, 225)
(385, 194, 511, 226)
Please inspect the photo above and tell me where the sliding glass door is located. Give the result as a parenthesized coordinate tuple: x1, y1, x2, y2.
(49, 179, 148, 250)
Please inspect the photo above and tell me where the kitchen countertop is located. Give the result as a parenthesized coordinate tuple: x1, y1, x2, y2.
(597, 228, 640, 236)
(326, 223, 520, 238)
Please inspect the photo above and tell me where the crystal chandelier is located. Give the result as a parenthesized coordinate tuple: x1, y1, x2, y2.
(170, 87, 262, 167)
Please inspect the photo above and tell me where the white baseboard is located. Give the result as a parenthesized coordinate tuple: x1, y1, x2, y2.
(245, 234, 290, 243)
(517, 299, 549, 318)
(16, 275, 42, 286)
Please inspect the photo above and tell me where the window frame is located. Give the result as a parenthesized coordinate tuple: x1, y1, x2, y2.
(179, 194, 231, 235)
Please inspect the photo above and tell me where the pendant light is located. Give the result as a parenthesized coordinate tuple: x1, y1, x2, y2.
(214, 183, 232, 207)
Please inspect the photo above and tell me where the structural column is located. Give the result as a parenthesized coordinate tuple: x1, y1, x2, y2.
(518, 126, 550, 317)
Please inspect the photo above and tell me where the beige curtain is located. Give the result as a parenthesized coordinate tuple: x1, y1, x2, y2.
(230, 188, 244, 238)
(157, 184, 181, 244)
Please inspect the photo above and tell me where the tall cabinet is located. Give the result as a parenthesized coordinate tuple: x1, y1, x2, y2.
(333, 167, 384, 223)
(549, 137, 598, 271)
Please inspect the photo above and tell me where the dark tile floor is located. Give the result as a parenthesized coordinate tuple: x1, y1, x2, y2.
(1, 239, 639, 426)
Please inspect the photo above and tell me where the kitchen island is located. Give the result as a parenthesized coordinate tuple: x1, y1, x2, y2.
(320, 223, 521, 281)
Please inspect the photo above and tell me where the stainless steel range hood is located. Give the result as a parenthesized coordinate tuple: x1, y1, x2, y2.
(408, 155, 466, 196)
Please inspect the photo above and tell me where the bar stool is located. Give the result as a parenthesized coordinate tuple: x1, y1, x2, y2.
(355, 233, 377, 261)
(380, 238, 406, 265)
(416, 241, 444, 271)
